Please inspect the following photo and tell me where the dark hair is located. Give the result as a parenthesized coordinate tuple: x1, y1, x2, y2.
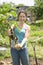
(17, 10, 27, 22)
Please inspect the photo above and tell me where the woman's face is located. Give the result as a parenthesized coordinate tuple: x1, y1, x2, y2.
(19, 13, 27, 23)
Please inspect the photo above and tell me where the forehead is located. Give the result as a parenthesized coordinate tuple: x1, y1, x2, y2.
(19, 13, 26, 16)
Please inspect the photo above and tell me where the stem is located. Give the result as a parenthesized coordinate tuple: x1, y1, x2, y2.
(33, 44, 38, 65)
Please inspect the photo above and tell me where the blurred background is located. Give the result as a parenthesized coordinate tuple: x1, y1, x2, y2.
(0, 0, 43, 65)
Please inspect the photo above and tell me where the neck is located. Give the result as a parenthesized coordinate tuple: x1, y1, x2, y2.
(19, 21, 25, 29)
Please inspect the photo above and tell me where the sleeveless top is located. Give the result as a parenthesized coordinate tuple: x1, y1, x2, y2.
(11, 23, 29, 48)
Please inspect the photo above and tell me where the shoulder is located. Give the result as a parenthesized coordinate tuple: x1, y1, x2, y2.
(24, 23, 30, 31)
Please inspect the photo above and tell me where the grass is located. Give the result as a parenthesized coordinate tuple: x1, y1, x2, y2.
(27, 20, 43, 58)
(30, 30, 43, 37)
(0, 48, 11, 60)
(27, 44, 43, 59)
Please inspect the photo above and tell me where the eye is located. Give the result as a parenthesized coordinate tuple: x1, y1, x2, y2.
(23, 16, 25, 17)
(20, 16, 25, 18)
(20, 16, 22, 17)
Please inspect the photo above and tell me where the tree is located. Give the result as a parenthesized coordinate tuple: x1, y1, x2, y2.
(0, 3, 17, 37)
(34, 0, 43, 19)
(34, 0, 43, 7)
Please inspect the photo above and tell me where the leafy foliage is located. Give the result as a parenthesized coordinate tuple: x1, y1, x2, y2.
(34, 0, 43, 19)
(0, 3, 17, 37)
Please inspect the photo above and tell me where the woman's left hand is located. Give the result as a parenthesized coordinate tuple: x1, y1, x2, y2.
(14, 44, 22, 50)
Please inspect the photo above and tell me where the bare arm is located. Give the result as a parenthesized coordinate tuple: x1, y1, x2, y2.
(20, 26, 30, 47)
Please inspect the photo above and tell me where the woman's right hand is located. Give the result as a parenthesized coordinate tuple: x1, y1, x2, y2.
(14, 44, 21, 50)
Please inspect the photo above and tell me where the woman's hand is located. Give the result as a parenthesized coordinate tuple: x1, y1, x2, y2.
(14, 44, 22, 50)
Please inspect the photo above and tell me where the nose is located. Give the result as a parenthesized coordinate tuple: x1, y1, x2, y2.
(21, 17, 24, 20)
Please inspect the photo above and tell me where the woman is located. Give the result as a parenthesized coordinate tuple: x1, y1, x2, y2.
(9, 10, 30, 65)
